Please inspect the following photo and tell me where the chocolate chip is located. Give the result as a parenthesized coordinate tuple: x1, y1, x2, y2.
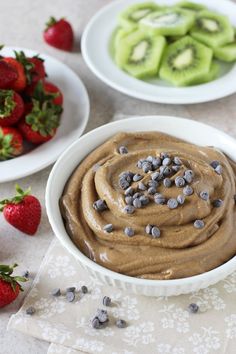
(152, 157, 162, 169)
(66, 287, 76, 293)
(81, 285, 88, 294)
(102, 296, 111, 307)
(148, 180, 158, 188)
(96, 309, 109, 323)
(123, 205, 135, 214)
(133, 174, 142, 182)
(162, 157, 171, 166)
(124, 227, 134, 237)
(175, 176, 185, 188)
(133, 192, 141, 199)
(137, 159, 145, 168)
(188, 303, 199, 313)
(133, 198, 142, 209)
(142, 161, 152, 173)
(148, 187, 156, 195)
(160, 152, 170, 159)
(174, 157, 182, 165)
(212, 199, 223, 208)
(163, 178, 172, 188)
(177, 195, 185, 205)
(167, 198, 178, 209)
(91, 317, 102, 329)
(26, 306, 36, 315)
(151, 226, 161, 238)
(103, 224, 113, 233)
(145, 224, 153, 234)
(119, 177, 130, 190)
(93, 199, 108, 211)
(22, 270, 29, 278)
(194, 220, 205, 229)
(151, 172, 160, 181)
(116, 319, 127, 328)
(51, 288, 61, 297)
(183, 185, 193, 196)
(138, 182, 147, 191)
(164, 166, 173, 176)
(140, 195, 149, 205)
(118, 146, 128, 154)
(215, 165, 222, 175)
(184, 170, 194, 183)
(199, 191, 209, 201)
(154, 193, 166, 205)
(172, 165, 181, 172)
(66, 291, 75, 302)
(125, 196, 133, 205)
(210, 160, 220, 169)
(124, 187, 134, 196)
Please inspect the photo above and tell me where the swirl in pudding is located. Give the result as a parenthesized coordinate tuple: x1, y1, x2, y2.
(60, 132, 236, 280)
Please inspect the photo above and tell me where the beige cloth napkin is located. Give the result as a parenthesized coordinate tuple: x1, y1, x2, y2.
(8, 238, 236, 354)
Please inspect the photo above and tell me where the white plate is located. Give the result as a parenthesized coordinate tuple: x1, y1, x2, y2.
(0, 46, 90, 183)
(82, 0, 236, 104)
(46, 116, 236, 296)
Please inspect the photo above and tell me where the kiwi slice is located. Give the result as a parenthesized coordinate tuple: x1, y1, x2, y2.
(110, 27, 133, 58)
(140, 8, 195, 36)
(159, 35, 213, 86)
(119, 2, 159, 31)
(176, 1, 206, 12)
(190, 61, 220, 85)
(115, 30, 166, 78)
(190, 10, 234, 48)
(214, 43, 236, 62)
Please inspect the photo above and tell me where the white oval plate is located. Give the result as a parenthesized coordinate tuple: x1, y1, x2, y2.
(0, 46, 90, 183)
(46, 116, 236, 296)
(82, 0, 236, 104)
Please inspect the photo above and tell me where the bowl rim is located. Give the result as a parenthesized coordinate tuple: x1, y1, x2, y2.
(45, 115, 236, 288)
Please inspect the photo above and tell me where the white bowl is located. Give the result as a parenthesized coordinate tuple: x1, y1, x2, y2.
(46, 116, 236, 296)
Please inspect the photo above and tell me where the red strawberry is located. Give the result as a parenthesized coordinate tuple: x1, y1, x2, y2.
(43, 81, 63, 106)
(44, 17, 74, 51)
(0, 90, 24, 126)
(19, 81, 63, 144)
(0, 127, 23, 160)
(2, 58, 26, 91)
(0, 263, 27, 308)
(27, 56, 46, 84)
(0, 185, 41, 235)
(0, 61, 18, 89)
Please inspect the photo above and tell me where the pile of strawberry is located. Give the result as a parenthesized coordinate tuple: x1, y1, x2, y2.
(0, 49, 63, 160)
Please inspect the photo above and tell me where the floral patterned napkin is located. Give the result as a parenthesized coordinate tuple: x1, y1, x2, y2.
(7, 238, 236, 354)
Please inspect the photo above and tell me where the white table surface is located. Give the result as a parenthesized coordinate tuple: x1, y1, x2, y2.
(1, 0, 236, 353)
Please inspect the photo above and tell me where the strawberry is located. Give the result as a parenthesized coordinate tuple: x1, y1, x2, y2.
(43, 17, 74, 51)
(2, 58, 26, 91)
(27, 56, 46, 84)
(0, 185, 41, 235)
(0, 263, 27, 308)
(0, 61, 18, 89)
(43, 81, 63, 106)
(0, 90, 24, 126)
(19, 81, 63, 144)
(0, 127, 23, 160)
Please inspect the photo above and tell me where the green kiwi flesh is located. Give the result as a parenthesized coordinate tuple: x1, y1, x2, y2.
(176, 1, 206, 12)
(190, 61, 220, 84)
(191, 10, 234, 48)
(119, 2, 159, 31)
(159, 35, 213, 86)
(214, 43, 236, 62)
(115, 30, 166, 78)
(140, 8, 195, 36)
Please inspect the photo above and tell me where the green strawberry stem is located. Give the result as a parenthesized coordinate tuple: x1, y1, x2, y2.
(0, 184, 31, 212)
(0, 128, 14, 160)
(45, 16, 59, 30)
(0, 90, 16, 118)
(14, 50, 34, 84)
(0, 263, 28, 292)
